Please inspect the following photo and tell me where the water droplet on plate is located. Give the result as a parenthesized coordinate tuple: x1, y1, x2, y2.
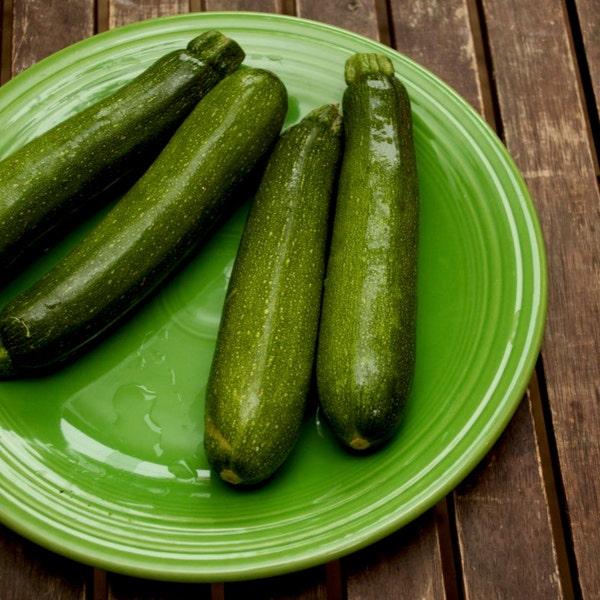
(168, 458, 197, 482)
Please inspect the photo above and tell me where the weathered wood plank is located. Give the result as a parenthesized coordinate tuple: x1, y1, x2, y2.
(388, 0, 484, 115)
(202, 0, 284, 12)
(190, 8, 328, 595)
(344, 511, 448, 599)
(108, 0, 189, 29)
(455, 388, 565, 598)
(99, 5, 205, 599)
(0, 0, 6, 85)
(305, 4, 449, 599)
(1, 4, 96, 596)
(197, 7, 343, 598)
(296, 0, 380, 40)
(0, 524, 89, 600)
(105, 2, 326, 597)
(223, 565, 329, 599)
(574, 0, 600, 118)
(10, 0, 94, 76)
(388, 1, 565, 598)
(299, 3, 449, 598)
(482, 0, 600, 598)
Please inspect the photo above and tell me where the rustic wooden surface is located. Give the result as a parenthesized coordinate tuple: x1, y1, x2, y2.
(1, 0, 599, 598)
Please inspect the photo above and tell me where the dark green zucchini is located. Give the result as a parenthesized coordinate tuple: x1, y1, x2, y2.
(204, 104, 343, 486)
(316, 53, 419, 451)
(0, 30, 244, 278)
(0, 67, 288, 378)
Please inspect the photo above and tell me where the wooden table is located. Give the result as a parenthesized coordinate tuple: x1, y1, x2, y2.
(1, 1, 598, 598)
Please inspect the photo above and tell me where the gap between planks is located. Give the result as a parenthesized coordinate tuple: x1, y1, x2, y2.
(465, 0, 501, 133)
(531, 361, 580, 599)
(562, 0, 600, 176)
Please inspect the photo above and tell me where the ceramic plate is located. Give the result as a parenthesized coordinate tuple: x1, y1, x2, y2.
(0, 12, 547, 581)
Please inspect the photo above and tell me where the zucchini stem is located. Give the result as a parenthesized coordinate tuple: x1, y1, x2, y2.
(344, 52, 395, 84)
(187, 30, 245, 76)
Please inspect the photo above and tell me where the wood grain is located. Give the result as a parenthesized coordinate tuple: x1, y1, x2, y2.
(0, 2, 95, 598)
(388, 1, 567, 598)
(387, 0, 484, 115)
(223, 564, 329, 599)
(108, 0, 189, 29)
(0, 524, 89, 600)
(101, 2, 202, 597)
(102, 4, 326, 598)
(344, 511, 447, 599)
(297, 0, 380, 40)
(303, 3, 449, 598)
(0, 0, 6, 85)
(482, 0, 600, 597)
(203, 0, 285, 12)
(10, 0, 94, 76)
(455, 391, 564, 598)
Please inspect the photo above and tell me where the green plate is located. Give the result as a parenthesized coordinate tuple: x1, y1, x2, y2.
(0, 12, 547, 582)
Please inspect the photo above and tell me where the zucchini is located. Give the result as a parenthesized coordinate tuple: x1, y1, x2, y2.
(0, 67, 288, 378)
(204, 104, 343, 486)
(316, 53, 419, 451)
(0, 30, 244, 278)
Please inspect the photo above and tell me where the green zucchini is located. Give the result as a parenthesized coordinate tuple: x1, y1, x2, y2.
(0, 67, 288, 378)
(204, 104, 343, 486)
(316, 53, 419, 451)
(0, 30, 244, 278)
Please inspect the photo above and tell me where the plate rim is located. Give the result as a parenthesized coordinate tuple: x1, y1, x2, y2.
(0, 11, 548, 581)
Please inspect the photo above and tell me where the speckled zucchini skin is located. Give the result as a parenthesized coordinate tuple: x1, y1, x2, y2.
(0, 67, 287, 378)
(316, 54, 419, 452)
(0, 30, 244, 277)
(204, 104, 343, 486)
